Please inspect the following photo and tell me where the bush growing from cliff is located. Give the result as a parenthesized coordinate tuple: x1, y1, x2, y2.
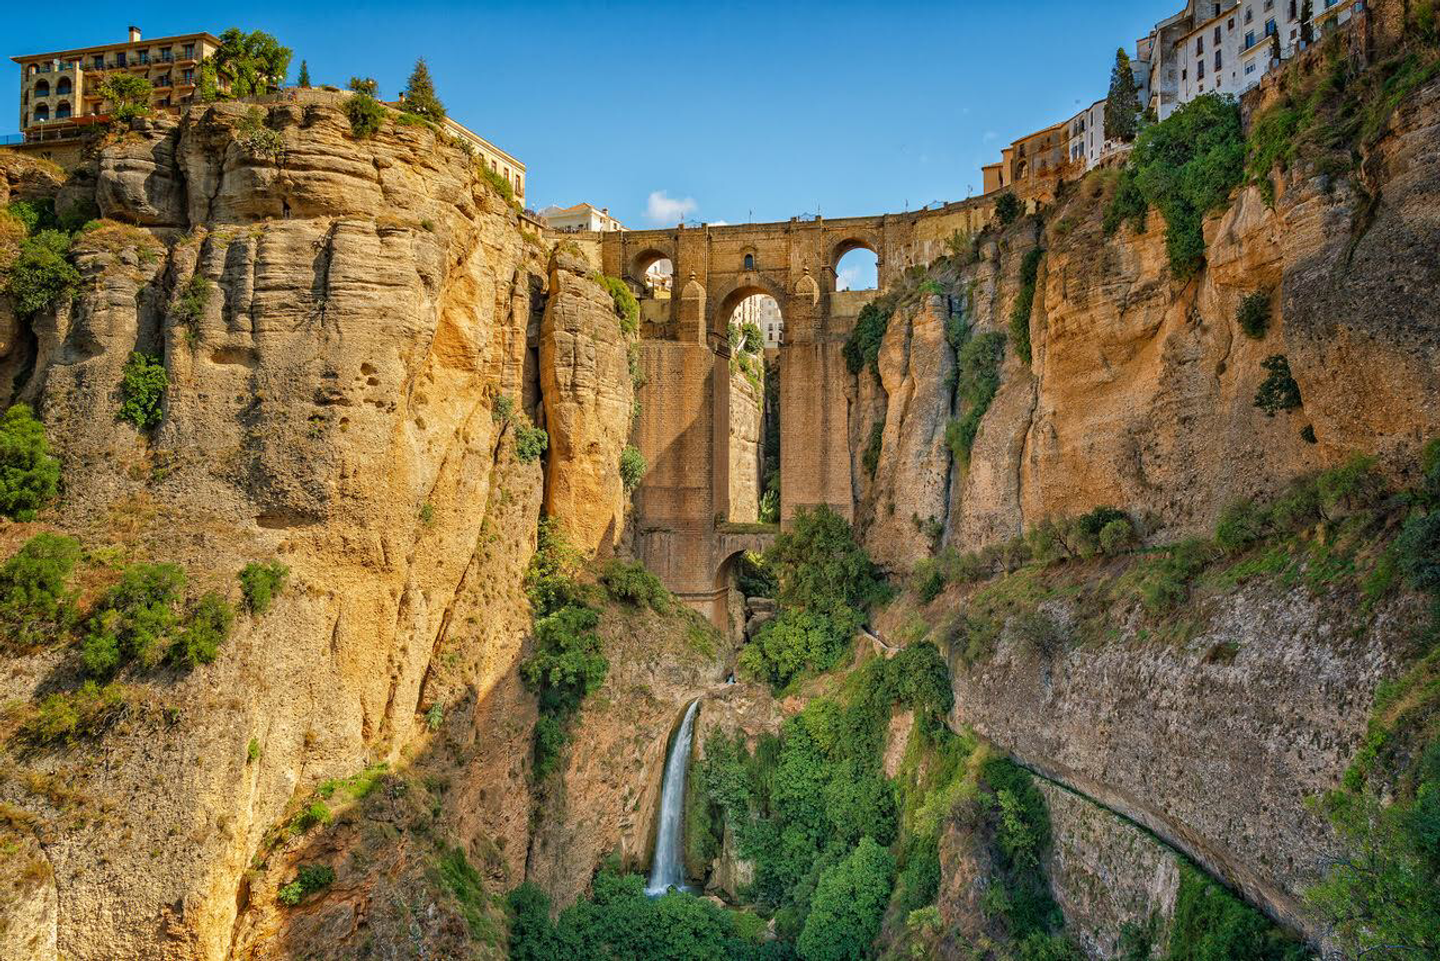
(1237, 292, 1271, 339)
(1397, 512, 1440, 595)
(4, 230, 80, 318)
(1253, 355, 1302, 417)
(0, 533, 80, 651)
(239, 560, 289, 615)
(1099, 518, 1136, 555)
(345, 91, 386, 138)
(1009, 248, 1044, 367)
(118, 352, 168, 430)
(599, 559, 671, 614)
(514, 423, 548, 463)
(770, 506, 889, 616)
(1106, 94, 1244, 280)
(0, 404, 62, 520)
(842, 301, 891, 377)
(277, 864, 335, 906)
(947, 330, 1007, 467)
(1169, 862, 1310, 961)
(597, 274, 640, 336)
(172, 593, 234, 666)
(620, 445, 647, 491)
(172, 274, 213, 327)
(741, 606, 860, 688)
(994, 192, 1023, 226)
(18, 680, 128, 745)
(81, 562, 186, 675)
(862, 421, 884, 478)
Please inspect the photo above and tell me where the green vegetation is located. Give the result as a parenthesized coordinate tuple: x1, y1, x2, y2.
(476, 163, 516, 204)
(197, 27, 292, 101)
(862, 421, 884, 478)
(97, 74, 153, 122)
(118, 352, 168, 430)
(597, 274, 640, 336)
(400, 57, 446, 122)
(0, 533, 80, 651)
(4, 228, 79, 318)
(521, 520, 608, 780)
(620, 445, 647, 491)
(994, 191, 1023, 226)
(1253, 355, 1302, 417)
(946, 330, 1007, 468)
(797, 837, 894, 961)
(1104, 94, 1245, 279)
(16, 680, 128, 745)
(843, 301, 892, 377)
(739, 506, 888, 688)
(506, 869, 779, 960)
(345, 91, 386, 139)
(248, 737, 262, 763)
(1105, 48, 1142, 143)
(514, 423, 549, 463)
(277, 864, 335, 906)
(436, 846, 497, 941)
(1169, 862, 1309, 961)
(235, 108, 284, 157)
(599, 559, 672, 613)
(239, 560, 289, 615)
(297, 60, 310, 87)
(81, 562, 186, 675)
(1237, 292, 1271, 340)
(172, 274, 214, 327)
(172, 592, 234, 666)
(1009, 247, 1044, 366)
(0, 404, 62, 520)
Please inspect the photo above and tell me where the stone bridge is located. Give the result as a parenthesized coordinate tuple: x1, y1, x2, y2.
(599, 198, 995, 624)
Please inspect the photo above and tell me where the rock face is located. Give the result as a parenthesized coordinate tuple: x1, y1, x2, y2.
(728, 366, 764, 523)
(0, 96, 662, 961)
(540, 248, 635, 554)
(858, 76, 1440, 565)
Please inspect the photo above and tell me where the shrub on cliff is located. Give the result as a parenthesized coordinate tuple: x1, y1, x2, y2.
(620, 445, 647, 491)
(948, 330, 1007, 466)
(1237, 291, 1271, 339)
(172, 274, 214, 326)
(769, 506, 888, 617)
(345, 91, 386, 138)
(172, 592, 234, 666)
(599, 559, 671, 614)
(994, 191, 1023, 226)
(597, 274, 640, 336)
(81, 562, 186, 675)
(1106, 93, 1244, 279)
(0, 403, 62, 520)
(843, 301, 891, 376)
(1009, 248, 1044, 366)
(0, 532, 80, 651)
(18, 680, 128, 745)
(277, 864, 335, 906)
(118, 352, 168, 430)
(740, 606, 860, 688)
(239, 560, 289, 615)
(1253, 354, 1302, 417)
(1169, 861, 1310, 961)
(4, 230, 79, 318)
(514, 423, 548, 463)
(1397, 512, 1440, 595)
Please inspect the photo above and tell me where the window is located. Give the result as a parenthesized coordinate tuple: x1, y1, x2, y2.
(182, 43, 196, 59)
(1216, 50, 1223, 68)
(1198, 59, 1206, 79)
(1229, 17, 1236, 28)
(138, 50, 149, 64)
(1214, 26, 1222, 42)
(1197, 35, 1204, 54)
(1245, 62, 1257, 74)
(744, 253, 755, 270)
(116, 52, 127, 67)
(33, 104, 49, 123)
(182, 68, 194, 84)
(1246, 29, 1256, 46)
(55, 101, 71, 119)
(56, 77, 71, 95)
(160, 47, 172, 62)
(1265, 18, 1277, 34)
(1246, 7, 1254, 22)
(34, 80, 50, 97)
(93, 54, 105, 69)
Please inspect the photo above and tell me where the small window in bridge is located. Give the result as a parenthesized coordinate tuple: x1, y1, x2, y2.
(743, 253, 755, 270)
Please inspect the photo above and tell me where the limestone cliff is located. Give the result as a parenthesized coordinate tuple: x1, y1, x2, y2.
(0, 94, 668, 961)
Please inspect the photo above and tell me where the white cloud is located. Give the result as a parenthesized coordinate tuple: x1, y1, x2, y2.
(982, 130, 999, 142)
(708, 220, 729, 226)
(837, 266, 860, 292)
(645, 190, 698, 225)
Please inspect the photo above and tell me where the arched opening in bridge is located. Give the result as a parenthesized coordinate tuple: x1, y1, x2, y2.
(720, 287, 783, 526)
(834, 241, 879, 292)
(633, 250, 673, 300)
(714, 549, 776, 645)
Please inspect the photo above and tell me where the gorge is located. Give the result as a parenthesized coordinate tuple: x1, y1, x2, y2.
(0, 3, 1438, 960)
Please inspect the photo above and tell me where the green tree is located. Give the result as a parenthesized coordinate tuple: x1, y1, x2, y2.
(0, 532, 80, 650)
(347, 76, 379, 97)
(401, 57, 446, 122)
(770, 505, 887, 617)
(173, 592, 234, 666)
(1105, 48, 1142, 143)
(4, 230, 79, 318)
(82, 562, 186, 674)
(118, 352, 168, 430)
(994, 191, 1023, 226)
(98, 73, 153, 121)
(0, 403, 62, 520)
(297, 59, 310, 88)
(199, 28, 292, 101)
(797, 837, 895, 961)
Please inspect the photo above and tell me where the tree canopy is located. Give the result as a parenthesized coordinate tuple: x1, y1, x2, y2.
(401, 57, 445, 122)
(198, 28, 292, 101)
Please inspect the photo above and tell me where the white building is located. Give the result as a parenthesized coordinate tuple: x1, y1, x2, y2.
(538, 202, 625, 233)
(734, 294, 783, 349)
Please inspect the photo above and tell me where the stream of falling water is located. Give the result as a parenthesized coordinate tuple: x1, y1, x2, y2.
(645, 698, 701, 895)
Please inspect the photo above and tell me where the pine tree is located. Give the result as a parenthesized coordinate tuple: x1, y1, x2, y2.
(298, 60, 310, 88)
(401, 57, 445, 122)
(1105, 48, 1142, 143)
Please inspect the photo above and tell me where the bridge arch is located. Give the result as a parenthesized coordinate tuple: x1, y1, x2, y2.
(716, 280, 787, 340)
(629, 246, 675, 286)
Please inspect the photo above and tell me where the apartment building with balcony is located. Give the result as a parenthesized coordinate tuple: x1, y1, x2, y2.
(13, 26, 221, 139)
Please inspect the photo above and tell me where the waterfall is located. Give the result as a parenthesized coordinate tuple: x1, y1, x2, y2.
(645, 698, 701, 895)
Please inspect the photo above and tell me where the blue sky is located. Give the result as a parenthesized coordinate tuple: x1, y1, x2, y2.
(9, 0, 1166, 283)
